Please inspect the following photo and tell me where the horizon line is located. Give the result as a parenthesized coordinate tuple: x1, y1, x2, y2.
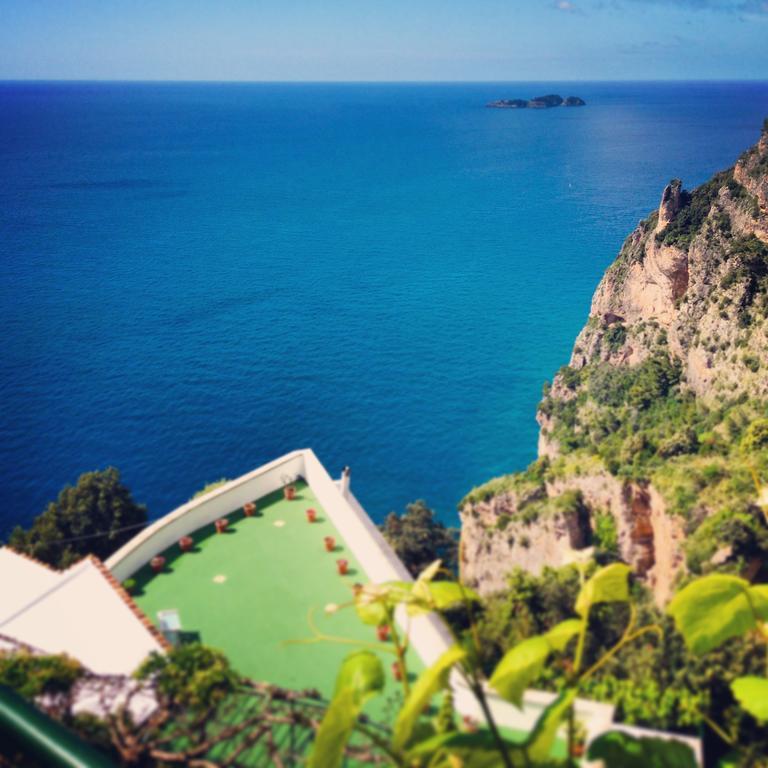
(2, 77, 768, 85)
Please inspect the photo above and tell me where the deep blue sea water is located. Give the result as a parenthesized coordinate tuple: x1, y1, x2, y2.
(1, 81, 767, 532)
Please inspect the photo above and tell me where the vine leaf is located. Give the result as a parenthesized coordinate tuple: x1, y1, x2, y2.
(524, 687, 576, 764)
(489, 636, 550, 708)
(308, 651, 384, 768)
(393, 644, 466, 751)
(575, 563, 631, 618)
(587, 730, 697, 768)
(544, 619, 584, 652)
(731, 676, 768, 722)
(406, 730, 526, 768)
(489, 620, 583, 709)
(667, 574, 768, 655)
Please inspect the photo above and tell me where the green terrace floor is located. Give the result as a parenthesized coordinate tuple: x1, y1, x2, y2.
(132, 481, 420, 717)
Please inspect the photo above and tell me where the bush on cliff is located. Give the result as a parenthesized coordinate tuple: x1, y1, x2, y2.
(5, 467, 147, 569)
(380, 499, 458, 577)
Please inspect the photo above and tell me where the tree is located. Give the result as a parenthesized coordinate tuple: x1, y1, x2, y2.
(380, 500, 458, 577)
(6, 468, 147, 569)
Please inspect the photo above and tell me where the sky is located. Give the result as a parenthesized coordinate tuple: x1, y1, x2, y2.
(0, 0, 767, 82)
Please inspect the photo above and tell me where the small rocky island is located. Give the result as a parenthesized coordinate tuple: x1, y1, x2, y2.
(487, 93, 586, 109)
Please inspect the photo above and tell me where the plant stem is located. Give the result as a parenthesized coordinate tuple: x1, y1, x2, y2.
(469, 678, 516, 768)
(352, 722, 404, 766)
(388, 610, 411, 697)
(580, 625, 661, 683)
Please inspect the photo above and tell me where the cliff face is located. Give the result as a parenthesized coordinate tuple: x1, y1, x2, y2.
(461, 120, 768, 605)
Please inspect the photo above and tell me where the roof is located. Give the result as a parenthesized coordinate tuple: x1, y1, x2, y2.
(0, 548, 59, 619)
(0, 548, 166, 675)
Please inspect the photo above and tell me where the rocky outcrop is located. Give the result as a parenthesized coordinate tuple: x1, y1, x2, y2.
(460, 119, 768, 606)
(657, 179, 683, 232)
(461, 473, 686, 605)
(487, 94, 586, 109)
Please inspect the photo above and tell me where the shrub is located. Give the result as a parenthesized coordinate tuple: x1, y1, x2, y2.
(381, 500, 458, 577)
(0, 652, 83, 699)
(742, 419, 768, 452)
(7, 468, 147, 569)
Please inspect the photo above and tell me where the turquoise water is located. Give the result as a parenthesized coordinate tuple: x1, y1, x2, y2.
(1, 81, 767, 530)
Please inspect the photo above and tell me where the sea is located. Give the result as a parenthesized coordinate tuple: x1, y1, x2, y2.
(1, 81, 767, 533)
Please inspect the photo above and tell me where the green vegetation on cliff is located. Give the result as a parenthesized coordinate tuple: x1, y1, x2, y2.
(5, 467, 148, 568)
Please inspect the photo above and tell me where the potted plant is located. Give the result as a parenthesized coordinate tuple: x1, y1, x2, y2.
(323, 535, 335, 552)
(150, 556, 165, 573)
(282, 474, 296, 500)
(243, 502, 256, 517)
(215, 518, 229, 534)
(376, 624, 390, 642)
(336, 558, 349, 575)
(123, 578, 137, 595)
(391, 661, 403, 681)
(570, 719, 587, 758)
(306, 508, 317, 523)
(179, 536, 194, 552)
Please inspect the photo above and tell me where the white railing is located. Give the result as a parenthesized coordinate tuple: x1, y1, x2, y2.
(106, 451, 305, 581)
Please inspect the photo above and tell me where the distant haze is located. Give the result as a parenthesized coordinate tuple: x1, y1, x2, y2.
(1, 0, 767, 81)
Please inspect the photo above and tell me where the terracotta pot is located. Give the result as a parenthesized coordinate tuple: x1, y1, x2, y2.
(392, 661, 403, 681)
(215, 518, 229, 534)
(461, 715, 478, 734)
(336, 559, 349, 575)
(243, 502, 256, 517)
(284, 486, 296, 500)
(150, 556, 165, 573)
(179, 536, 194, 552)
(376, 624, 390, 642)
(306, 508, 317, 523)
(570, 744, 585, 758)
(352, 583, 363, 597)
(324, 536, 335, 552)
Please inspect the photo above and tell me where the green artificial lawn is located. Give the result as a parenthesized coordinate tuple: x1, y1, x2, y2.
(133, 481, 416, 719)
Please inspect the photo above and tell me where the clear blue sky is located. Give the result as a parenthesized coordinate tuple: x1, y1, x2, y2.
(1, 0, 766, 81)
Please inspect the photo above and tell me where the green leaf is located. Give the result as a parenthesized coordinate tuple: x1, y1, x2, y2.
(354, 582, 412, 625)
(393, 644, 466, 751)
(544, 619, 583, 652)
(575, 563, 631, 618)
(309, 651, 384, 768)
(333, 650, 385, 704)
(416, 559, 442, 584)
(524, 688, 576, 763)
(750, 585, 768, 620)
(308, 688, 358, 768)
(587, 730, 697, 768)
(732, 676, 768, 722)
(489, 636, 550, 707)
(407, 580, 480, 616)
(406, 730, 526, 768)
(428, 581, 481, 609)
(667, 575, 765, 655)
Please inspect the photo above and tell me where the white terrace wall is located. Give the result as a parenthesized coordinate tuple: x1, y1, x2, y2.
(106, 451, 306, 582)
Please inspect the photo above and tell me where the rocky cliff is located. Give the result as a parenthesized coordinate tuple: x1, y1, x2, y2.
(461, 119, 768, 605)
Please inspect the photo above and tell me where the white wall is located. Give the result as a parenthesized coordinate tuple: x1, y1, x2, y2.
(106, 451, 305, 581)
